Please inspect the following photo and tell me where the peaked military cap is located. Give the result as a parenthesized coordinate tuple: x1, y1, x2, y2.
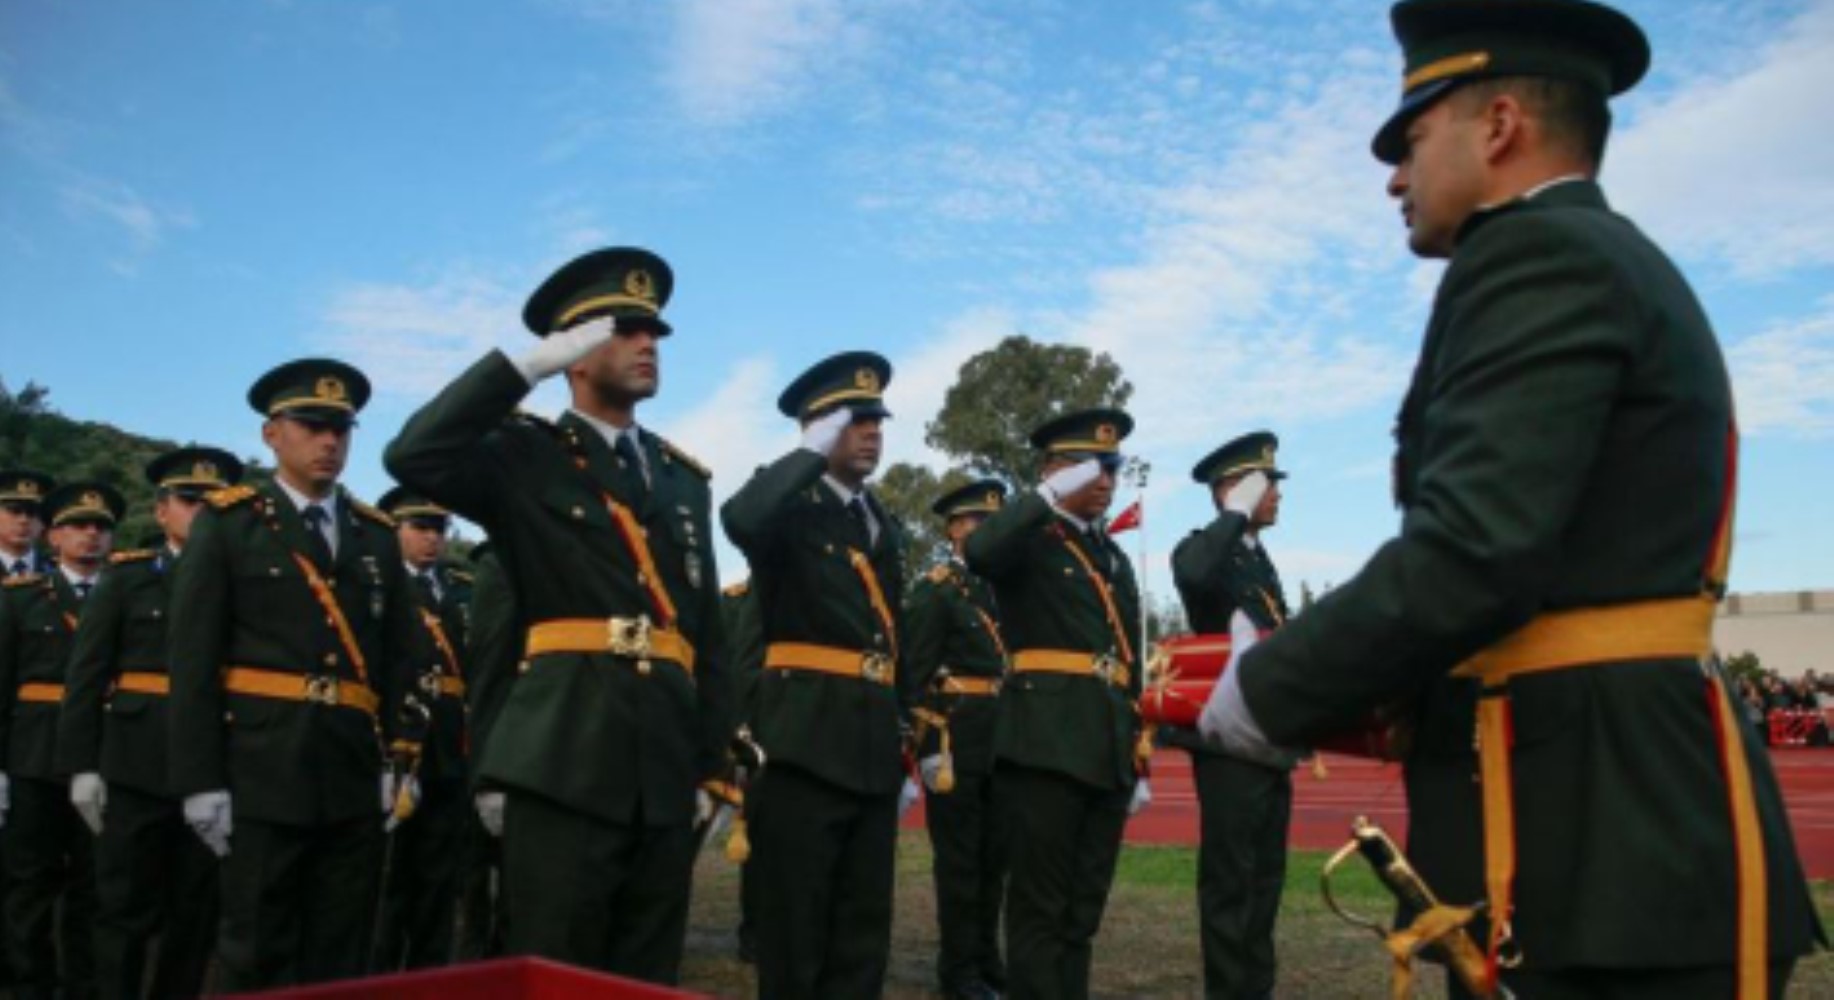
(45, 481, 126, 528)
(0, 470, 54, 510)
(1192, 430, 1287, 485)
(777, 351, 893, 421)
(248, 358, 371, 428)
(524, 246, 674, 336)
(146, 446, 244, 498)
(932, 478, 1008, 520)
(1029, 408, 1134, 460)
(1372, 0, 1650, 164)
(378, 486, 451, 526)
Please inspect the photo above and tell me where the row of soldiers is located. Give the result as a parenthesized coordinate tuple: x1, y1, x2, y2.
(4, 1, 1827, 997)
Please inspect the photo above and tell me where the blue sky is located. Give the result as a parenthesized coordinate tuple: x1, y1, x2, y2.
(3, 0, 1831, 601)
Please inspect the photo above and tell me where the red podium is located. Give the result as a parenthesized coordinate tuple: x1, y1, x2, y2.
(238, 958, 707, 999)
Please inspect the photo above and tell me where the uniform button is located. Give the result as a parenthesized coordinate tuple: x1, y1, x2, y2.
(571, 506, 585, 519)
(268, 567, 281, 577)
(324, 617, 335, 627)
(324, 654, 338, 667)
(636, 572, 648, 585)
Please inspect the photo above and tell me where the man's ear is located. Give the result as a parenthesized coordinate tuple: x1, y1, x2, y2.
(1482, 93, 1527, 164)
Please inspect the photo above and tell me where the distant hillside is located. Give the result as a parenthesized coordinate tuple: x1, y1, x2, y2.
(0, 378, 269, 548)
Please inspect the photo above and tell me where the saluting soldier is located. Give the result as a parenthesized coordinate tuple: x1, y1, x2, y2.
(963, 409, 1148, 1000)
(1167, 432, 1292, 1000)
(167, 359, 417, 990)
(384, 247, 729, 984)
(907, 478, 1010, 1000)
(57, 448, 240, 999)
(1208, 1, 1820, 996)
(372, 487, 473, 971)
(720, 351, 911, 1000)
(0, 481, 120, 1000)
(0, 472, 55, 579)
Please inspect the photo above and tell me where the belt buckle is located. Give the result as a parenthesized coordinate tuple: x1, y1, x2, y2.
(304, 675, 340, 706)
(1092, 654, 1120, 685)
(607, 615, 653, 659)
(417, 672, 441, 699)
(860, 652, 894, 685)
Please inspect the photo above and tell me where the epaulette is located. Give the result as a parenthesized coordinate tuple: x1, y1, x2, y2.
(657, 436, 711, 480)
(207, 485, 258, 509)
(722, 579, 750, 598)
(351, 499, 395, 528)
(109, 549, 158, 566)
(509, 408, 555, 431)
(446, 569, 474, 585)
(3, 573, 44, 589)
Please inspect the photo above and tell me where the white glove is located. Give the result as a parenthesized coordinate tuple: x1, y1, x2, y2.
(898, 776, 921, 817)
(695, 788, 716, 826)
(0, 772, 10, 830)
(510, 316, 616, 385)
(918, 754, 947, 793)
(1128, 778, 1152, 816)
(183, 790, 233, 858)
(476, 790, 506, 838)
(383, 773, 422, 833)
(1041, 458, 1103, 506)
(71, 772, 107, 835)
(799, 406, 853, 457)
(1224, 470, 1269, 517)
(1199, 611, 1301, 770)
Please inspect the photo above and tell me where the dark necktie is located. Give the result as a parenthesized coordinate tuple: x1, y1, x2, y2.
(417, 570, 440, 605)
(847, 496, 872, 548)
(7, 559, 25, 577)
(615, 432, 649, 504)
(302, 504, 334, 570)
(74, 581, 92, 602)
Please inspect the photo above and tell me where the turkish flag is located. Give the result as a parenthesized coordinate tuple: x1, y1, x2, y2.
(1108, 499, 1142, 534)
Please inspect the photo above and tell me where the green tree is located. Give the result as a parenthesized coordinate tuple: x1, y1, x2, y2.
(1723, 650, 1764, 687)
(874, 462, 976, 580)
(925, 335, 1134, 484)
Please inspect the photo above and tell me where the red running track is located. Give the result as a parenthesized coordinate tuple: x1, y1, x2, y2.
(905, 748, 1834, 879)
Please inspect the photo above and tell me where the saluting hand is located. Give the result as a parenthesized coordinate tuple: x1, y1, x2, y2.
(511, 315, 617, 385)
(799, 406, 854, 457)
(1223, 470, 1269, 517)
(1041, 457, 1103, 507)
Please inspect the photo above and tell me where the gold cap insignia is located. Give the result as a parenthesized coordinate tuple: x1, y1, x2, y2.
(1095, 423, 1118, 445)
(15, 479, 41, 498)
(855, 367, 881, 392)
(624, 269, 656, 303)
(316, 376, 347, 402)
(1261, 443, 1276, 463)
(194, 460, 219, 481)
(79, 491, 103, 511)
(985, 490, 1001, 507)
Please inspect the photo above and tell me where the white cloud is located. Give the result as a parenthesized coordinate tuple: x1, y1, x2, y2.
(1728, 298, 1834, 437)
(1612, 0, 1834, 276)
(666, 0, 856, 127)
(667, 356, 790, 490)
(314, 273, 523, 397)
(58, 177, 195, 251)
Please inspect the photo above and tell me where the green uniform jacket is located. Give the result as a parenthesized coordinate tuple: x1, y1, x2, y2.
(1164, 514, 1288, 756)
(719, 581, 765, 727)
(404, 564, 473, 791)
(168, 481, 417, 826)
(0, 571, 86, 780)
(965, 491, 1141, 792)
(57, 549, 181, 796)
(720, 450, 908, 796)
(904, 558, 1007, 776)
(384, 352, 729, 829)
(463, 546, 519, 785)
(1237, 180, 1819, 969)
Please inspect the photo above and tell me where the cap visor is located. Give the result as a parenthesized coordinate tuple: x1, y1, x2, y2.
(1372, 78, 1458, 164)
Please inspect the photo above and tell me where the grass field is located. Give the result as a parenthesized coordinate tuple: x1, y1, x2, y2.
(679, 833, 1834, 998)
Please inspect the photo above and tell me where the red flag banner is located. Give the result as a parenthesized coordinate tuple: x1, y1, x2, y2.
(1109, 499, 1142, 534)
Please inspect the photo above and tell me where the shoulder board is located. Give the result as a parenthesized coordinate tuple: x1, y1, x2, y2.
(722, 580, 750, 598)
(508, 408, 555, 431)
(656, 436, 711, 479)
(109, 549, 158, 566)
(351, 500, 395, 528)
(446, 570, 474, 585)
(207, 485, 258, 509)
(3, 574, 44, 589)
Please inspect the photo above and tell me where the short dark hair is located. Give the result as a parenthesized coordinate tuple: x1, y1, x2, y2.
(1450, 76, 1613, 168)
